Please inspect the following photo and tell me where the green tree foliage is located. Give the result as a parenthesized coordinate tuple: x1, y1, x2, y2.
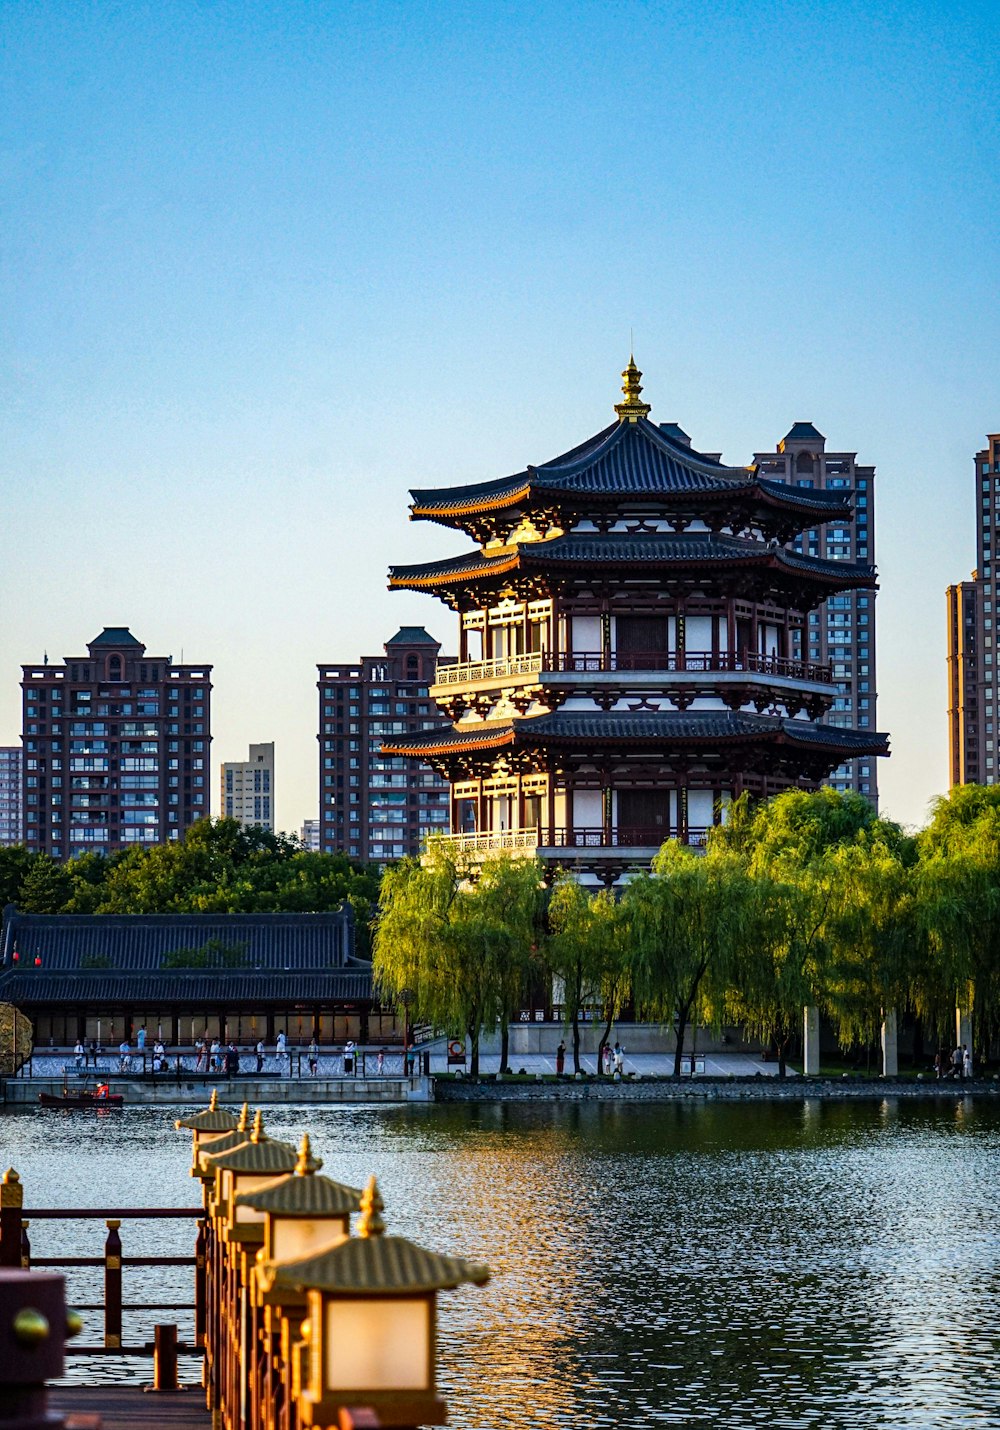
(717, 790, 916, 1063)
(622, 841, 765, 1075)
(373, 845, 544, 1075)
(0, 847, 36, 910)
(546, 875, 628, 1074)
(915, 786, 1000, 1046)
(18, 856, 75, 914)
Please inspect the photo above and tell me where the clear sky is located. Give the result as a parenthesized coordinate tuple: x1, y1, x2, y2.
(2, 0, 998, 835)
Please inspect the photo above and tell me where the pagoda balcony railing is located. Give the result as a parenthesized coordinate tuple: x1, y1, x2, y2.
(435, 650, 832, 686)
(434, 652, 546, 685)
(431, 826, 710, 855)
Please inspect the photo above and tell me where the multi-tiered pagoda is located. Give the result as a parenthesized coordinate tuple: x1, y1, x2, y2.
(383, 361, 889, 883)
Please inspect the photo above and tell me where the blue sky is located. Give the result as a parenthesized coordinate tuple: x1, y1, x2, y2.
(2, 0, 998, 833)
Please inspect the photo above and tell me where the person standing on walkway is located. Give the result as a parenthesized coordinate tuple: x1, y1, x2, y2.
(952, 1044, 964, 1079)
(613, 1042, 624, 1075)
(137, 1026, 147, 1053)
(963, 1044, 973, 1079)
(344, 1039, 356, 1075)
(556, 1041, 566, 1075)
(74, 1039, 85, 1069)
(276, 1030, 287, 1065)
(255, 1039, 265, 1074)
(602, 1044, 612, 1076)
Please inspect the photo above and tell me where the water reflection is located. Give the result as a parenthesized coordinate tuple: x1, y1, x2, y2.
(2, 1097, 1000, 1426)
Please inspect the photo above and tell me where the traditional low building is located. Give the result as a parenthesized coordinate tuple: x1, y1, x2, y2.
(382, 360, 890, 882)
(0, 905, 384, 1048)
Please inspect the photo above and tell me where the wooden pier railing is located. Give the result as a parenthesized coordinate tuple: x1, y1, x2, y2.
(0, 1172, 201, 1355)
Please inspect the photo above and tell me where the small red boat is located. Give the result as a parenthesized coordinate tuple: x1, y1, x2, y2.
(39, 1083, 124, 1108)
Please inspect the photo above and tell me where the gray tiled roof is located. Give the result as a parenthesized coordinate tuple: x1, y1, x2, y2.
(0, 908, 357, 972)
(389, 532, 875, 587)
(409, 418, 849, 516)
(382, 711, 889, 757)
(0, 968, 372, 1006)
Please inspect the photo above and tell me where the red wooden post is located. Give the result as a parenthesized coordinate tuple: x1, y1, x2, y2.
(104, 1219, 122, 1349)
(195, 1217, 207, 1347)
(152, 1322, 180, 1391)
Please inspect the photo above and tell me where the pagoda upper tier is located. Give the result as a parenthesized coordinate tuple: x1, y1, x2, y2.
(389, 530, 875, 613)
(408, 406, 853, 547)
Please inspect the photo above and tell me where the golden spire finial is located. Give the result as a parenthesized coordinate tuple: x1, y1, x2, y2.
(294, 1133, 314, 1176)
(614, 354, 651, 422)
(237, 1102, 250, 1131)
(209, 1089, 218, 1110)
(250, 1109, 265, 1143)
(357, 1176, 386, 1238)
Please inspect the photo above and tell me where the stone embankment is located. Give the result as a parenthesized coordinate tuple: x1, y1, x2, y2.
(433, 1075, 1000, 1102)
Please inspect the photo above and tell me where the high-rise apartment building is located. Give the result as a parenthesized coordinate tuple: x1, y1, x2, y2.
(300, 819, 321, 851)
(0, 747, 23, 846)
(753, 423, 879, 805)
(947, 576, 981, 786)
(21, 627, 212, 860)
(317, 628, 454, 862)
(221, 742, 275, 831)
(947, 433, 1000, 787)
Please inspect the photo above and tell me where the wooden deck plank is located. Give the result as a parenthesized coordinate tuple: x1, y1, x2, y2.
(51, 1384, 211, 1428)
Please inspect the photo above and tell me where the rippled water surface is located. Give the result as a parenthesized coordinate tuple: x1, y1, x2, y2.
(3, 1096, 1000, 1428)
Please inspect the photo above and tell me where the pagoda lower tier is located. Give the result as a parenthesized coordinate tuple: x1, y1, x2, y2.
(382, 711, 889, 883)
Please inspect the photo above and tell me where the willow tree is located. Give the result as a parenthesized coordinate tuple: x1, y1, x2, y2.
(372, 845, 544, 1075)
(546, 875, 629, 1075)
(822, 837, 916, 1052)
(915, 786, 1000, 1049)
(717, 789, 913, 1067)
(622, 841, 763, 1076)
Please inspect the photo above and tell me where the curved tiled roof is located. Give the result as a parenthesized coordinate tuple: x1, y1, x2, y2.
(382, 711, 889, 759)
(0, 968, 373, 1006)
(389, 532, 875, 591)
(0, 908, 357, 971)
(409, 418, 850, 519)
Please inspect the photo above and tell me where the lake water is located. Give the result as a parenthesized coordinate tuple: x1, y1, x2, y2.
(2, 1096, 999, 1428)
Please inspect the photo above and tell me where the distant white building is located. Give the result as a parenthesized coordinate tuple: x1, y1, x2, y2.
(221, 742, 275, 831)
(0, 747, 23, 846)
(300, 819, 321, 851)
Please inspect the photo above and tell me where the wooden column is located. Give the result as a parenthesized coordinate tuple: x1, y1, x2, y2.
(726, 600, 737, 666)
(546, 773, 556, 844)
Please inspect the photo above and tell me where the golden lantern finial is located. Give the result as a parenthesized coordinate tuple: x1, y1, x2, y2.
(357, 1176, 386, 1238)
(209, 1089, 218, 1110)
(294, 1133, 314, 1176)
(237, 1102, 250, 1131)
(614, 354, 651, 422)
(250, 1109, 265, 1143)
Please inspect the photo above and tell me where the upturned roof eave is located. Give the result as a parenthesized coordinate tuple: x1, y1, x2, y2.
(381, 716, 890, 761)
(387, 540, 877, 593)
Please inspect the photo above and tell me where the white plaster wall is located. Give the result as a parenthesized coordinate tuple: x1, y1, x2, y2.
(573, 616, 600, 653)
(688, 790, 714, 829)
(763, 623, 779, 655)
(574, 790, 602, 827)
(686, 615, 713, 651)
(717, 615, 729, 653)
